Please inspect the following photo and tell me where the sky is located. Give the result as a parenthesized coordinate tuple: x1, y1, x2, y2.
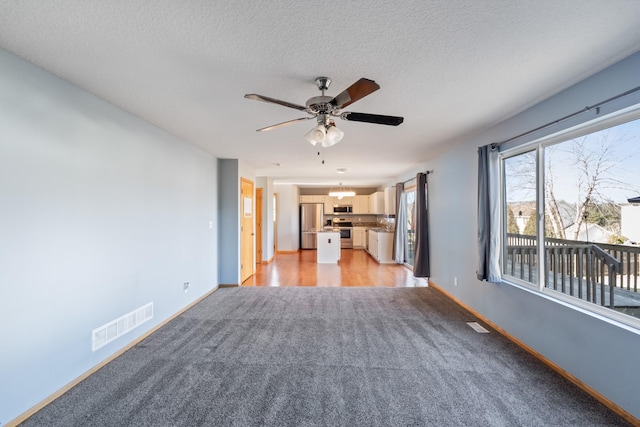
(505, 115, 640, 205)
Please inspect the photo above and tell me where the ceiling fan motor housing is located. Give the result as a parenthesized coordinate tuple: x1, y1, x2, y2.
(306, 96, 335, 115)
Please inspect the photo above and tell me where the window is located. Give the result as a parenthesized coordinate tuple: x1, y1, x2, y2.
(501, 109, 640, 325)
(503, 150, 538, 286)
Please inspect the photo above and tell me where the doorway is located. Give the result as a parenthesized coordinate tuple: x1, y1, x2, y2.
(241, 178, 254, 283)
(405, 186, 416, 267)
(256, 188, 263, 264)
(273, 193, 278, 254)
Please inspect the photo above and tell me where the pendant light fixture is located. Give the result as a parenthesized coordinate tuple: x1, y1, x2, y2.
(328, 182, 355, 199)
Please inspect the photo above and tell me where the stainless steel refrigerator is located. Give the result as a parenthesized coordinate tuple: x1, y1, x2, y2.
(300, 203, 324, 249)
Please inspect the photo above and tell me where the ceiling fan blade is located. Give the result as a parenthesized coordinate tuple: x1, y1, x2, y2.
(340, 112, 404, 126)
(257, 116, 315, 132)
(330, 78, 380, 109)
(245, 94, 306, 111)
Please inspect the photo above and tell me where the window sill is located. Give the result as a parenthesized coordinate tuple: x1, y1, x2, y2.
(501, 274, 640, 334)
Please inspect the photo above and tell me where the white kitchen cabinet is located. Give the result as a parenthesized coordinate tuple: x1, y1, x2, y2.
(359, 227, 368, 246)
(377, 231, 394, 263)
(337, 195, 354, 206)
(353, 226, 366, 248)
(369, 191, 384, 214)
(366, 230, 394, 263)
(368, 230, 378, 258)
(384, 186, 396, 215)
(324, 196, 335, 214)
(300, 195, 325, 204)
(353, 195, 370, 214)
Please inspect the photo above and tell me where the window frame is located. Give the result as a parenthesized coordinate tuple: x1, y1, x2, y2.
(498, 103, 640, 330)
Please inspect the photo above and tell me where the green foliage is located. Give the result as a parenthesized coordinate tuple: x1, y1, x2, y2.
(585, 203, 621, 231)
(545, 221, 557, 238)
(523, 213, 536, 236)
(506, 207, 519, 234)
(608, 234, 627, 245)
(522, 211, 556, 238)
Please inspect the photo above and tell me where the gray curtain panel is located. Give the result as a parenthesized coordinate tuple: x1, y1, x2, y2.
(393, 182, 406, 263)
(477, 145, 491, 281)
(413, 173, 430, 277)
(477, 144, 502, 283)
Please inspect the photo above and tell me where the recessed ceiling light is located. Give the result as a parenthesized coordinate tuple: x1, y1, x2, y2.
(336, 168, 347, 174)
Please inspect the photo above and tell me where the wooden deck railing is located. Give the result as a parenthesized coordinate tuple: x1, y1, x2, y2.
(505, 234, 637, 310)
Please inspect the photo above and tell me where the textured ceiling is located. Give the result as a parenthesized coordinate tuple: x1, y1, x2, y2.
(2, 1, 640, 187)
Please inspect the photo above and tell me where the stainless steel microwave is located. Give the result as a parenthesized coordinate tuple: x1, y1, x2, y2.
(333, 205, 353, 213)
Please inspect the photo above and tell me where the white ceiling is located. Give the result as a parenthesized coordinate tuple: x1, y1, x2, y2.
(2, 1, 640, 188)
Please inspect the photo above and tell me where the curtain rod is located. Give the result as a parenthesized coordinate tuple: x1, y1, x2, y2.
(495, 85, 640, 147)
(401, 170, 432, 185)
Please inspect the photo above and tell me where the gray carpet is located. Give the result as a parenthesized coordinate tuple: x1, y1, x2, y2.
(22, 287, 630, 426)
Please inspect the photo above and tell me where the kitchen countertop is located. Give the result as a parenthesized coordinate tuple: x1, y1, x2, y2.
(323, 225, 395, 232)
(368, 228, 394, 233)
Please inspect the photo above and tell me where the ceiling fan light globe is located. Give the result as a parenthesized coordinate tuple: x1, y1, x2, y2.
(322, 125, 344, 147)
(304, 125, 325, 145)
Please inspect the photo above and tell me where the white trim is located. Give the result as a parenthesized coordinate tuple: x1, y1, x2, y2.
(536, 144, 546, 292)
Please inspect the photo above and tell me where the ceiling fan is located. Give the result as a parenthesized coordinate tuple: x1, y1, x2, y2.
(244, 77, 403, 147)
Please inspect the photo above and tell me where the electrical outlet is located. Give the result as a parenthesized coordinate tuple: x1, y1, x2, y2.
(183, 282, 190, 292)
(454, 277, 458, 286)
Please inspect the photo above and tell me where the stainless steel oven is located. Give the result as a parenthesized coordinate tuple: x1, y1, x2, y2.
(333, 219, 353, 248)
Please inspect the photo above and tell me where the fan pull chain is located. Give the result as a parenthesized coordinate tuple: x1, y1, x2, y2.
(318, 148, 330, 165)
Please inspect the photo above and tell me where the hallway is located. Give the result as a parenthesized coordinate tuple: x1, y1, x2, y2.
(243, 249, 424, 287)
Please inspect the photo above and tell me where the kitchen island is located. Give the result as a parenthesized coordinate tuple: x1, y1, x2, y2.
(316, 231, 340, 263)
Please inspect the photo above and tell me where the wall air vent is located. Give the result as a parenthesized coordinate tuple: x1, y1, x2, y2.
(466, 321, 490, 333)
(92, 302, 153, 352)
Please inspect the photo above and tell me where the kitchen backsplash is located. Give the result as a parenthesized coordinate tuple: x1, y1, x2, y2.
(323, 214, 395, 230)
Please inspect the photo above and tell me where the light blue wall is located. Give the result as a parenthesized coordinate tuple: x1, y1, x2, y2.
(218, 159, 240, 284)
(217, 159, 257, 284)
(275, 184, 300, 251)
(0, 48, 219, 424)
(412, 51, 640, 419)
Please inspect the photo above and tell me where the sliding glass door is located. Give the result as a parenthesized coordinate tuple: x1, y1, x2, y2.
(405, 186, 416, 267)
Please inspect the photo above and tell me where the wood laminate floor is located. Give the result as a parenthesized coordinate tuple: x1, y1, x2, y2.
(243, 248, 423, 287)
